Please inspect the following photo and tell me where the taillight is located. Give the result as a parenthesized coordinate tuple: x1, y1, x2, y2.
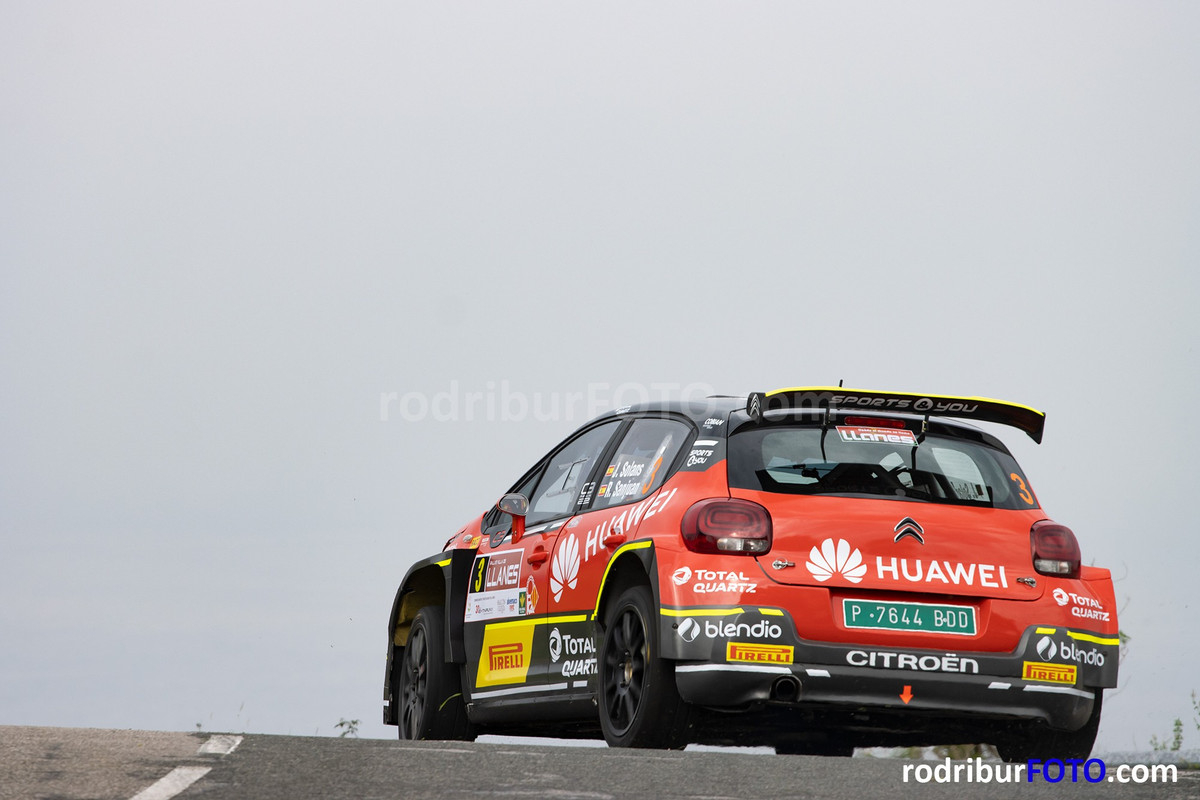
(681, 498, 772, 555)
(1030, 520, 1080, 578)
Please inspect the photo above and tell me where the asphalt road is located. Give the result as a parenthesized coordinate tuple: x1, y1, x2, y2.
(2, 727, 1198, 800)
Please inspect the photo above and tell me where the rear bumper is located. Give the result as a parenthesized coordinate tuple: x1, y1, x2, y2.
(663, 607, 1118, 731)
(675, 660, 1096, 730)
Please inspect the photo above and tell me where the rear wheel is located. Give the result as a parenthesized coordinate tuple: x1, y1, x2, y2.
(997, 690, 1102, 763)
(396, 606, 472, 740)
(598, 584, 691, 749)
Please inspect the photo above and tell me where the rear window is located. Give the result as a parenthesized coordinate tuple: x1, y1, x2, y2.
(727, 424, 1038, 509)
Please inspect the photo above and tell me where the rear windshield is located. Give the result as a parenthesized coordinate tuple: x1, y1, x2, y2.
(728, 424, 1039, 510)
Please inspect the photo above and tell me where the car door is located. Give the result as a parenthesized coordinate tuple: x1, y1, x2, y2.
(547, 417, 693, 686)
(463, 420, 623, 706)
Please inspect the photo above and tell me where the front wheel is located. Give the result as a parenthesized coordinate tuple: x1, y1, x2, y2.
(598, 584, 691, 749)
(396, 606, 472, 741)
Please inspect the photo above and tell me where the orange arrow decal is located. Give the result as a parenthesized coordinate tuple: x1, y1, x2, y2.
(899, 685, 913, 704)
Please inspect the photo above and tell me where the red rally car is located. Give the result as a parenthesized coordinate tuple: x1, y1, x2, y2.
(383, 387, 1119, 760)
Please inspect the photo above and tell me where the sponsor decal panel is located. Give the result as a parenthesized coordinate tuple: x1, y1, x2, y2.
(466, 550, 527, 622)
(476, 625, 535, 687)
(598, 455, 651, 502)
(806, 538, 867, 583)
(676, 618, 701, 642)
(550, 534, 580, 602)
(672, 616, 785, 642)
(1022, 661, 1077, 685)
(837, 426, 917, 445)
(548, 627, 597, 678)
(525, 576, 539, 614)
(1052, 588, 1111, 622)
(804, 537, 1010, 589)
(727, 642, 793, 665)
(706, 619, 783, 639)
(579, 487, 679, 564)
(822, 394, 980, 416)
(1036, 635, 1107, 666)
(846, 650, 980, 674)
(685, 447, 716, 468)
(671, 566, 757, 594)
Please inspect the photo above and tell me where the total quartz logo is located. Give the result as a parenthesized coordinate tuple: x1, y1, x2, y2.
(1052, 587, 1110, 622)
(672, 565, 757, 593)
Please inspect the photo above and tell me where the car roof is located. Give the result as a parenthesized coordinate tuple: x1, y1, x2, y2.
(573, 395, 1018, 454)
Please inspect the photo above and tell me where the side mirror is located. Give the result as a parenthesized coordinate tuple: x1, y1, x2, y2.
(496, 493, 529, 543)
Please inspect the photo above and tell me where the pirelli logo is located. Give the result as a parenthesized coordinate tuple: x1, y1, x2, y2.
(1022, 661, 1077, 685)
(476, 624, 534, 687)
(727, 642, 794, 665)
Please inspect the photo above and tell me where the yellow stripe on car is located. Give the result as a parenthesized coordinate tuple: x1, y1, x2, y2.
(486, 614, 589, 631)
(590, 540, 653, 619)
(1068, 631, 1120, 646)
(660, 607, 747, 617)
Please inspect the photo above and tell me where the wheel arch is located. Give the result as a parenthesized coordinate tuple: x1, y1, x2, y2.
(593, 541, 659, 631)
(383, 549, 475, 725)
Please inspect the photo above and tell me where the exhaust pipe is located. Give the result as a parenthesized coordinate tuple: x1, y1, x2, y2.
(771, 676, 802, 703)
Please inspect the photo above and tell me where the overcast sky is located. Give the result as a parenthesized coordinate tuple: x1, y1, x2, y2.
(2, 2, 1197, 752)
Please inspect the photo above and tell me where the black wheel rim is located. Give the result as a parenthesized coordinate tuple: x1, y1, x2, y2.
(603, 605, 646, 735)
(400, 624, 428, 739)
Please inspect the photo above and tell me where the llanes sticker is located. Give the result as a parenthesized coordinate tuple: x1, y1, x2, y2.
(466, 550, 527, 622)
(837, 426, 917, 446)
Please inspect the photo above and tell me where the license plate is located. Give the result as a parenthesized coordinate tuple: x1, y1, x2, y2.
(842, 598, 976, 635)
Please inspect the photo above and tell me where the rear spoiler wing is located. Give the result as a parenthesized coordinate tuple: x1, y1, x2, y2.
(746, 386, 1046, 444)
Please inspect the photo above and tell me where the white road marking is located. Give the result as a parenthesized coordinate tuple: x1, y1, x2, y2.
(128, 766, 211, 800)
(198, 734, 243, 755)
(126, 735, 242, 800)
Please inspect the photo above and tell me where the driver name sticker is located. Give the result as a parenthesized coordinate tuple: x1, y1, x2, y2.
(837, 426, 917, 445)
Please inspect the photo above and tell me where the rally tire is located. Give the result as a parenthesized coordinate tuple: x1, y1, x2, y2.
(598, 584, 692, 749)
(997, 690, 1102, 763)
(396, 606, 472, 741)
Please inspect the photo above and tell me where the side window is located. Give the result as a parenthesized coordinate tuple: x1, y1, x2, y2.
(593, 418, 691, 509)
(929, 446, 989, 503)
(527, 421, 621, 525)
